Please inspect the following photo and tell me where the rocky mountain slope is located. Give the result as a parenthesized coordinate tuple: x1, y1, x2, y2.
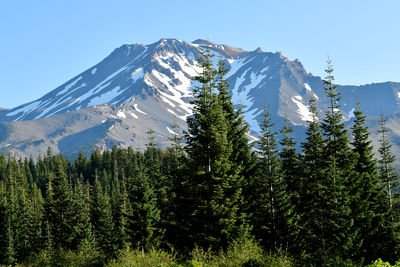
(0, 38, 399, 160)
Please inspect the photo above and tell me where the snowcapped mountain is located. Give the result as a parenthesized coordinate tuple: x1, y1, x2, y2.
(0, 38, 399, 159)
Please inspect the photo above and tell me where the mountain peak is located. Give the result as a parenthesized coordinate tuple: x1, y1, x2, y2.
(154, 38, 184, 45)
(191, 39, 246, 57)
(192, 39, 214, 45)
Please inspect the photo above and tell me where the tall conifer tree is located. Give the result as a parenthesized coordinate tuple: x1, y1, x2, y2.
(216, 58, 257, 220)
(44, 160, 77, 250)
(90, 176, 114, 257)
(349, 104, 389, 262)
(251, 104, 292, 250)
(377, 114, 400, 260)
(279, 114, 300, 208)
(320, 59, 354, 261)
(127, 161, 160, 249)
(182, 47, 248, 250)
(378, 114, 399, 211)
(298, 97, 326, 263)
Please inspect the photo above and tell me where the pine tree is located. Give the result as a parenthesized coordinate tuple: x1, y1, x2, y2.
(168, 117, 185, 163)
(73, 178, 92, 249)
(44, 160, 77, 250)
(90, 176, 114, 257)
(216, 58, 256, 176)
(320, 59, 354, 261)
(278, 114, 300, 253)
(377, 114, 400, 261)
(127, 161, 160, 250)
(163, 118, 185, 247)
(378, 114, 399, 211)
(44, 180, 54, 256)
(251, 104, 292, 251)
(144, 129, 163, 182)
(349, 104, 388, 262)
(25, 182, 44, 257)
(181, 47, 248, 250)
(298, 96, 326, 263)
(6, 217, 16, 266)
(112, 176, 130, 250)
(216, 58, 257, 221)
(279, 114, 301, 208)
(0, 154, 6, 181)
(166, 118, 193, 250)
(0, 180, 7, 264)
(4, 157, 31, 262)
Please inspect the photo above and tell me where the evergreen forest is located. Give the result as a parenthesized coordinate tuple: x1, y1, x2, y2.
(1, 50, 399, 266)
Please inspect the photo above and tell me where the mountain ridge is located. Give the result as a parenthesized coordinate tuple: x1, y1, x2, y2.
(0, 38, 399, 161)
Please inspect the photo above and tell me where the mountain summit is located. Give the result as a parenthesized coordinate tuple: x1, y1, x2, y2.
(0, 38, 399, 159)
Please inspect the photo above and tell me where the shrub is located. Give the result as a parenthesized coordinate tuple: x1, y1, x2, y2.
(189, 238, 294, 267)
(108, 247, 177, 267)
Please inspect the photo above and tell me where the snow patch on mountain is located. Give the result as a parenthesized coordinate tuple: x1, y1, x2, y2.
(166, 126, 176, 135)
(133, 47, 149, 62)
(117, 111, 126, 118)
(231, 68, 265, 114)
(166, 108, 186, 121)
(37, 98, 68, 118)
(226, 57, 248, 78)
(304, 83, 312, 91)
(79, 82, 112, 103)
(41, 62, 134, 116)
(6, 101, 41, 117)
(93, 65, 130, 93)
(133, 104, 147, 115)
(292, 95, 313, 122)
(130, 68, 144, 83)
(232, 68, 251, 100)
(247, 71, 267, 89)
(246, 132, 259, 143)
(58, 83, 87, 101)
(147, 70, 192, 114)
(91, 68, 97, 75)
(348, 108, 355, 118)
(245, 108, 263, 133)
(304, 83, 319, 100)
(129, 112, 138, 119)
(89, 86, 122, 106)
(230, 66, 269, 133)
(57, 76, 83, 96)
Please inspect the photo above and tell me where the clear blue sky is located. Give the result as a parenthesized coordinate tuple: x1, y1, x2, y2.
(1, 0, 399, 108)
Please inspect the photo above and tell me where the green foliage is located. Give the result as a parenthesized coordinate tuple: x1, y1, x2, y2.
(109, 247, 177, 267)
(366, 258, 400, 267)
(19, 247, 103, 267)
(106, 239, 293, 267)
(190, 238, 293, 267)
